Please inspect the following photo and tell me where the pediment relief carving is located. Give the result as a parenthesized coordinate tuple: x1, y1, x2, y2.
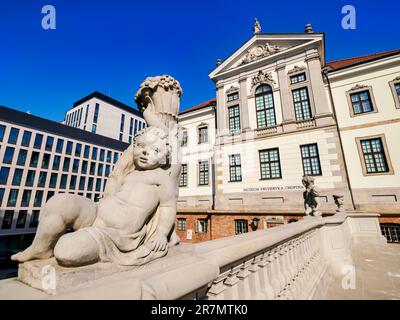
(288, 65, 306, 74)
(349, 84, 368, 91)
(226, 85, 239, 94)
(251, 70, 276, 89)
(235, 43, 285, 67)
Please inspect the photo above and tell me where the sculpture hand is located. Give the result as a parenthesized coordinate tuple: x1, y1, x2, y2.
(150, 233, 168, 252)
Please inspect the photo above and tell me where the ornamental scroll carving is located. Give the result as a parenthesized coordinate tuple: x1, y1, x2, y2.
(251, 70, 276, 89)
(288, 65, 306, 74)
(236, 43, 285, 67)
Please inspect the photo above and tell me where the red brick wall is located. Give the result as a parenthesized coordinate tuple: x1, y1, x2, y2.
(175, 214, 211, 243)
(379, 217, 400, 224)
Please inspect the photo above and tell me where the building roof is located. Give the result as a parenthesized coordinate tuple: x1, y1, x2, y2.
(0, 105, 129, 151)
(179, 98, 216, 115)
(326, 48, 400, 72)
(72, 91, 143, 118)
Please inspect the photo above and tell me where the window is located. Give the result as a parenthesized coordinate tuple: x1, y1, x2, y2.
(66, 141, 73, 155)
(70, 175, 77, 189)
(45, 136, 54, 151)
(381, 224, 400, 243)
(93, 103, 100, 123)
(259, 148, 281, 179)
(179, 164, 188, 187)
(75, 143, 82, 157)
(72, 159, 79, 173)
(106, 151, 112, 163)
(100, 149, 105, 162)
(350, 91, 374, 115)
(17, 149, 28, 166)
(84, 145, 90, 158)
(255, 85, 276, 128)
(3, 147, 15, 164)
(94, 194, 100, 202)
(389, 80, 400, 108)
(96, 179, 101, 192)
(227, 92, 239, 101)
(41, 153, 50, 169)
(63, 157, 71, 172)
(12, 169, 23, 186)
(29, 210, 40, 228)
(90, 162, 96, 175)
(301, 144, 322, 176)
(229, 154, 242, 182)
(7, 189, 19, 207)
(105, 165, 110, 177)
(34, 133, 43, 149)
(92, 124, 97, 133)
(360, 138, 389, 174)
(79, 177, 86, 190)
(29, 151, 39, 167)
(113, 152, 119, 164)
(84, 105, 89, 125)
(38, 172, 47, 188)
(2, 211, 14, 229)
(56, 139, 64, 153)
(198, 126, 208, 144)
(16, 211, 27, 229)
(129, 118, 134, 136)
(0, 188, 4, 206)
(199, 160, 209, 185)
(8, 128, 19, 144)
(0, 167, 10, 185)
(53, 155, 61, 170)
(60, 174, 67, 189)
(21, 190, 32, 207)
(134, 119, 138, 135)
(87, 177, 94, 190)
(0, 125, 5, 142)
(49, 173, 57, 188)
(21, 131, 32, 147)
(292, 87, 312, 121)
(177, 218, 186, 231)
(46, 191, 55, 201)
(235, 220, 248, 235)
(290, 72, 306, 84)
(119, 133, 123, 141)
(97, 164, 103, 176)
(25, 170, 35, 186)
(196, 219, 208, 233)
(120, 114, 125, 132)
(92, 147, 98, 160)
(86, 193, 92, 200)
(228, 105, 241, 133)
(34, 191, 44, 207)
(81, 160, 88, 174)
(182, 129, 188, 147)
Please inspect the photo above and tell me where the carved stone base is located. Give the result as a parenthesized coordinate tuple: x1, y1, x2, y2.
(17, 258, 133, 295)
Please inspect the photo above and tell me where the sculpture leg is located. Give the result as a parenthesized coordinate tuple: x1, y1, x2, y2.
(11, 194, 97, 262)
(54, 229, 100, 267)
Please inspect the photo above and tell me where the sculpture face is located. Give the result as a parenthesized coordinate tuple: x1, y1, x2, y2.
(133, 131, 168, 170)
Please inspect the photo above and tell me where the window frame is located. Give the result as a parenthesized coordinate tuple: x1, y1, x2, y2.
(292, 87, 312, 121)
(300, 143, 322, 176)
(179, 164, 188, 187)
(198, 126, 208, 144)
(346, 85, 378, 117)
(255, 84, 277, 129)
(229, 154, 242, 182)
(198, 160, 209, 186)
(389, 77, 400, 109)
(259, 148, 282, 180)
(228, 105, 241, 134)
(235, 219, 249, 235)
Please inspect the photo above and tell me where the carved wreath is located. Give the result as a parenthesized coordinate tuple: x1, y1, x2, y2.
(226, 85, 239, 94)
(237, 43, 284, 66)
(288, 65, 306, 74)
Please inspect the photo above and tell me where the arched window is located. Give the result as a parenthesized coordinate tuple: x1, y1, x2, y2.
(255, 84, 276, 128)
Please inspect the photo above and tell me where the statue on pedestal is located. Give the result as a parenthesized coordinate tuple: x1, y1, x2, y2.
(12, 75, 183, 267)
(302, 176, 321, 217)
(253, 17, 261, 34)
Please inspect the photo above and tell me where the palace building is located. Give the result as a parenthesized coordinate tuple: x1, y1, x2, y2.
(1, 25, 399, 259)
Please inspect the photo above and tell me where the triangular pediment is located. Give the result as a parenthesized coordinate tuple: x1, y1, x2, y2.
(209, 33, 324, 80)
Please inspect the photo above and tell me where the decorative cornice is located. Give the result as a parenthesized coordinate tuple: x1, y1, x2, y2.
(349, 84, 368, 91)
(288, 65, 306, 75)
(236, 43, 285, 67)
(226, 85, 239, 94)
(251, 70, 276, 88)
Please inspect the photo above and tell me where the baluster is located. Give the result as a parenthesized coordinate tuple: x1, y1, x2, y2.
(236, 260, 252, 299)
(258, 251, 275, 299)
(223, 266, 240, 300)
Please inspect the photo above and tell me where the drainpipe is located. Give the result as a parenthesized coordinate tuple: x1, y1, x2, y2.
(210, 102, 218, 241)
(323, 69, 356, 210)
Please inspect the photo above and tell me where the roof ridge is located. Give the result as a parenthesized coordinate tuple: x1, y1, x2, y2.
(327, 48, 400, 64)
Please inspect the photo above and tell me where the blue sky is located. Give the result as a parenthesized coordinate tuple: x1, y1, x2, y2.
(0, 0, 399, 121)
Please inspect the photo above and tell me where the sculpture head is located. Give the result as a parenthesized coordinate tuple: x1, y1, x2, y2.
(302, 176, 315, 189)
(133, 127, 170, 170)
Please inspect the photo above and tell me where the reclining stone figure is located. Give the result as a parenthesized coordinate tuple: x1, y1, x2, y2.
(12, 75, 183, 267)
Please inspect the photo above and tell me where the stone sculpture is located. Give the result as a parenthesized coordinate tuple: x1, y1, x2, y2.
(253, 17, 261, 34)
(333, 195, 345, 213)
(12, 75, 182, 267)
(302, 176, 321, 217)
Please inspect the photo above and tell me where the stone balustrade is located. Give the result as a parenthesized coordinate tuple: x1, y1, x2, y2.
(0, 212, 387, 299)
(255, 126, 278, 137)
(296, 119, 316, 129)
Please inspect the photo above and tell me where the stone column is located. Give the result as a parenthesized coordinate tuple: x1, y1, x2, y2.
(216, 83, 226, 136)
(305, 49, 334, 126)
(239, 75, 250, 130)
(276, 63, 296, 131)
